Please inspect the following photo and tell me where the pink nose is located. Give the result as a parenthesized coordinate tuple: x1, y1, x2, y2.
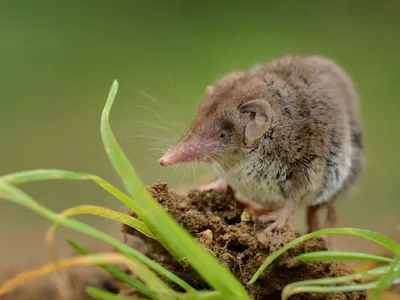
(159, 158, 166, 166)
(158, 156, 171, 167)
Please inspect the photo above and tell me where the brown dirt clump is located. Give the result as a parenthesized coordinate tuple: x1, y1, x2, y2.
(123, 182, 367, 300)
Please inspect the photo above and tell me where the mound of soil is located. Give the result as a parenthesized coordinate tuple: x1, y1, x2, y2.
(0, 182, 371, 300)
(122, 182, 367, 300)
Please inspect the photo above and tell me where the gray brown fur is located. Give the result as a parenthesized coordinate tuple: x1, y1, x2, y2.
(161, 54, 365, 232)
(193, 55, 364, 208)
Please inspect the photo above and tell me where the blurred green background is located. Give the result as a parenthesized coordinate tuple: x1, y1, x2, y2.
(1, 0, 399, 265)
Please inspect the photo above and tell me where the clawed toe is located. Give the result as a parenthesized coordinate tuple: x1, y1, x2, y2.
(262, 213, 294, 233)
(264, 220, 293, 233)
(265, 221, 280, 232)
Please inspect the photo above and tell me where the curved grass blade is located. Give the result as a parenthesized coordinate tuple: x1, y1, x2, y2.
(179, 292, 224, 300)
(0, 169, 182, 260)
(282, 281, 379, 300)
(286, 266, 389, 287)
(248, 228, 400, 285)
(101, 81, 182, 261)
(86, 287, 145, 300)
(0, 169, 143, 219)
(372, 250, 400, 299)
(0, 252, 177, 298)
(179, 291, 246, 300)
(100, 80, 248, 297)
(282, 275, 400, 300)
(0, 181, 193, 292)
(66, 238, 156, 299)
(296, 251, 393, 264)
(282, 265, 400, 300)
(88, 286, 227, 300)
(51, 205, 153, 238)
(45, 205, 154, 263)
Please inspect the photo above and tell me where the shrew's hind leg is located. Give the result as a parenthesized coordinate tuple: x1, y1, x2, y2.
(306, 203, 324, 233)
(321, 198, 338, 250)
(324, 199, 338, 229)
(306, 200, 337, 250)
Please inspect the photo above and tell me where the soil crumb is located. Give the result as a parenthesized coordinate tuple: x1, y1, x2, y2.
(123, 182, 367, 300)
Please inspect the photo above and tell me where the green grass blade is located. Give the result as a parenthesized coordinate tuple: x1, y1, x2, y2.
(0, 169, 175, 258)
(100, 80, 248, 297)
(296, 251, 393, 264)
(57, 205, 154, 239)
(0, 170, 163, 248)
(66, 238, 157, 299)
(86, 287, 146, 300)
(180, 291, 243, 300)
(248, 228, 400, 285)
(180, 292, 222, 300)
(285, 266, 389, 287)
(0, 251, 174, 298)
(282, 266, 400, 300)
(100, 80, 182, 261)
(282, 274, 400, 300)
(0, 169, 93, 183)
(88, 287, 226, 300)
(0, 169, 143, 218)
(106, 251, 177, 297)
(372, 250, 400, 299)
(282, 281, 379, 300)
(0, 180, 193, 292)
(0, 170, 245, 293)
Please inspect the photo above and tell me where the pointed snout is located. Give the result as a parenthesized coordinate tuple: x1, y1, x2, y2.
(158, 139, 203, 167)
(158, 147, 180, 167)
(158, 153, 173, 167)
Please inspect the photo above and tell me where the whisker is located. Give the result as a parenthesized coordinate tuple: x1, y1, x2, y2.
(211, 159, 225, 176)
(146, 147, 169, 154)
(174, 165, 185, 187)
(173, 164, 183, 184)
(191, 162, 196, 187)
(124, 134, 170, 142)
(182, 165, 189, 187)
(130, 86, 176, 123)
(128, 120, 178, 135)
(136, 104, 169, 125)
(219, 158, 253, 202)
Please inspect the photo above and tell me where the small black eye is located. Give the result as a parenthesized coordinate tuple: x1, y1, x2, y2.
(220, 132, 226, 138)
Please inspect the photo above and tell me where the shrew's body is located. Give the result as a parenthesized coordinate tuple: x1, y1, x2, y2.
(159, 55, 365, 236)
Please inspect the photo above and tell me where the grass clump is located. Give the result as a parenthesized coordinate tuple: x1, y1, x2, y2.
(0, 80, 398, 299)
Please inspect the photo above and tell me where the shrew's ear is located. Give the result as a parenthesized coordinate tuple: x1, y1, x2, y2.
(239, 99, 272, 144)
